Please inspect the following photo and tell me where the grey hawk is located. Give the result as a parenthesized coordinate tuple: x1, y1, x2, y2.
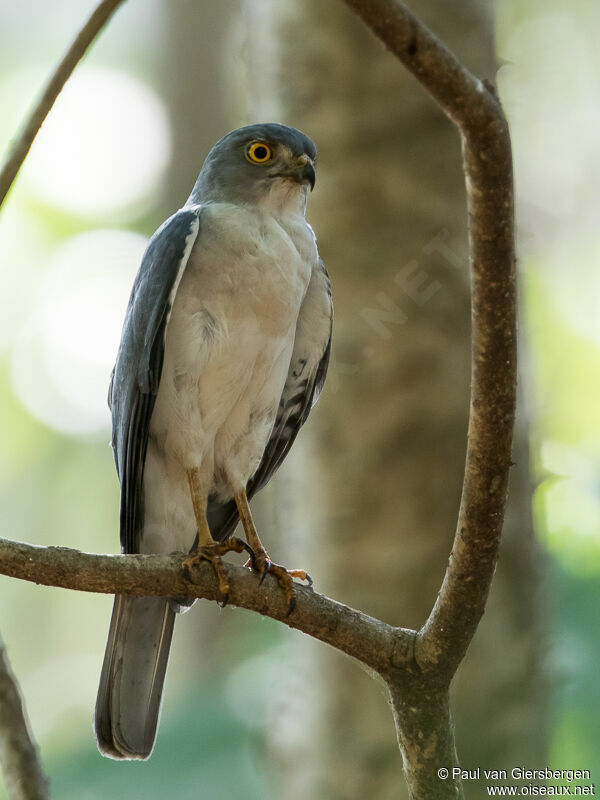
(94, 123, 332, 760)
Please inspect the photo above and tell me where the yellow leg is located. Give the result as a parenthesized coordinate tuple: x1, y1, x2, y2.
(182, 468, 252, 605)
(234, 488, 312, 616)
(186, 468, 214, 547)
(234, 488, 267, 559)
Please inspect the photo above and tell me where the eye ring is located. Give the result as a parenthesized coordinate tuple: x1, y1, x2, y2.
(245, 141, 273, 164)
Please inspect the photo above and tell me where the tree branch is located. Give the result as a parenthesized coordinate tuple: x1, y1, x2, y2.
(343, 0, 516, 674)
(341, 0, 516, 795)
(0, 0, 127, 210)
(0, 537, 415, 678)
(0, 636, 50, 800)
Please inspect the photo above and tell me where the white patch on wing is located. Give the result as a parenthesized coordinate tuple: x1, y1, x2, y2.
(163, 208, 201, 332)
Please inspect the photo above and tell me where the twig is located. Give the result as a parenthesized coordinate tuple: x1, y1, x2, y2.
(0, 537, 415, 677)
(0, 0, 127, 210)
(0, 636, 50, 800)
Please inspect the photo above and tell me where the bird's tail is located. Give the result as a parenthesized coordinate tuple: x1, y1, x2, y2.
(94, 595, 175, 759)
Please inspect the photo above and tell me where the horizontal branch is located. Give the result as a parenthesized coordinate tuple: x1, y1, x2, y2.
(0, 537, 415, 677)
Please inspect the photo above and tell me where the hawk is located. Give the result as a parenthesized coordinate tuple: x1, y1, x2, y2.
(94, 123, 332, 760)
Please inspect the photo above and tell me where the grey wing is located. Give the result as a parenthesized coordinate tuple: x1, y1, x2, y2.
(208, 260, 333, 541)
(110, 207, 201, 554)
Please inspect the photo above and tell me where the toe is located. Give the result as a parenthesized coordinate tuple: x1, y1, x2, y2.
(287, 569, 313, 587)
(182, 545, 230, 603)
(258, 559, 272, 585)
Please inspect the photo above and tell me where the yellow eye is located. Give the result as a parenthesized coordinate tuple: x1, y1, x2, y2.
(245, 141, 273, 164)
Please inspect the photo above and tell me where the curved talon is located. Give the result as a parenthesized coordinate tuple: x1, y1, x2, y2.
(259, 560, 272, 585)
(285, 595, 296, 618)
(218, 535, 254, 559)
(287, 569, 313, 587)
(237, 539, 257, 569)
(255, 560, 299, 615)
(239, 533, 311, 614)
(183, 537, 252, 605)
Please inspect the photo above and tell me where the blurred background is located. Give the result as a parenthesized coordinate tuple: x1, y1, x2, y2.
(0, 0, 598, 797)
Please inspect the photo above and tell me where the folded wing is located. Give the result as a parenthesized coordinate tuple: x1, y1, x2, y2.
(109, 208, 201, 554)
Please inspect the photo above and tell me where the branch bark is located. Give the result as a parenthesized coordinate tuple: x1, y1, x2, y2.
(0, 636, 50, 800)
(0, 0, 127, 210)
(0, 537, 415, 678)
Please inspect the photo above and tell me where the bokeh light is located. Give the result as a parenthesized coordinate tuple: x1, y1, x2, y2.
(20, 66, 172, 218)
(10, 229, 147, 436)
(499, 13, 600, 221)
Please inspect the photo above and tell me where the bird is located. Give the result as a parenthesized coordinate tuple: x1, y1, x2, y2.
(94, 123, 332, 761)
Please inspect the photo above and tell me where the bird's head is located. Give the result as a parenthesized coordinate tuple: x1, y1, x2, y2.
(188, 123, 317, 214)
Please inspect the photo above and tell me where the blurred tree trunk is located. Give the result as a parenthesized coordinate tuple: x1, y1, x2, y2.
(259, 1, 546, 798)
(159, 0, 241, 214)
(157, 0, 249, 687)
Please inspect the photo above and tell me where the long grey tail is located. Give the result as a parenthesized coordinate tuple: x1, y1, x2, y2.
(94, 595, 175, 760)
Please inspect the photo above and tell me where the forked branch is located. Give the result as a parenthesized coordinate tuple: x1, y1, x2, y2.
(0, 1, 515, 799)
(341, 2, 516, 795)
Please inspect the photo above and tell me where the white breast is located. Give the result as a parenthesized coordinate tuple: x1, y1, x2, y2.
(148, 201, 317, 497)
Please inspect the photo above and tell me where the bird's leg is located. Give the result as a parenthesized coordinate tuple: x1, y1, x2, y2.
(182, 468, 254, 606)
(234, 488, 312, 616)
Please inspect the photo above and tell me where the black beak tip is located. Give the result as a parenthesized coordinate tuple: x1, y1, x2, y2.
(302, 163, 316, 191)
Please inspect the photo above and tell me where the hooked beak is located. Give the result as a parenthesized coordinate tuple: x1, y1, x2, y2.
(296, 153, 316, 191)
(300, 161, 316, 191)
(273, 154, 316, 191)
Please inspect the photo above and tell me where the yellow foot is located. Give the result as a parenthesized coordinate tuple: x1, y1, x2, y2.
(244, 551, 313, 617)
(183, 537, 254, 607)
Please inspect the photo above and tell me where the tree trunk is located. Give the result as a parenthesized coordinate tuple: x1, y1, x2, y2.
(159, 0, 241, 214)
(262, 1, 545, 797)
